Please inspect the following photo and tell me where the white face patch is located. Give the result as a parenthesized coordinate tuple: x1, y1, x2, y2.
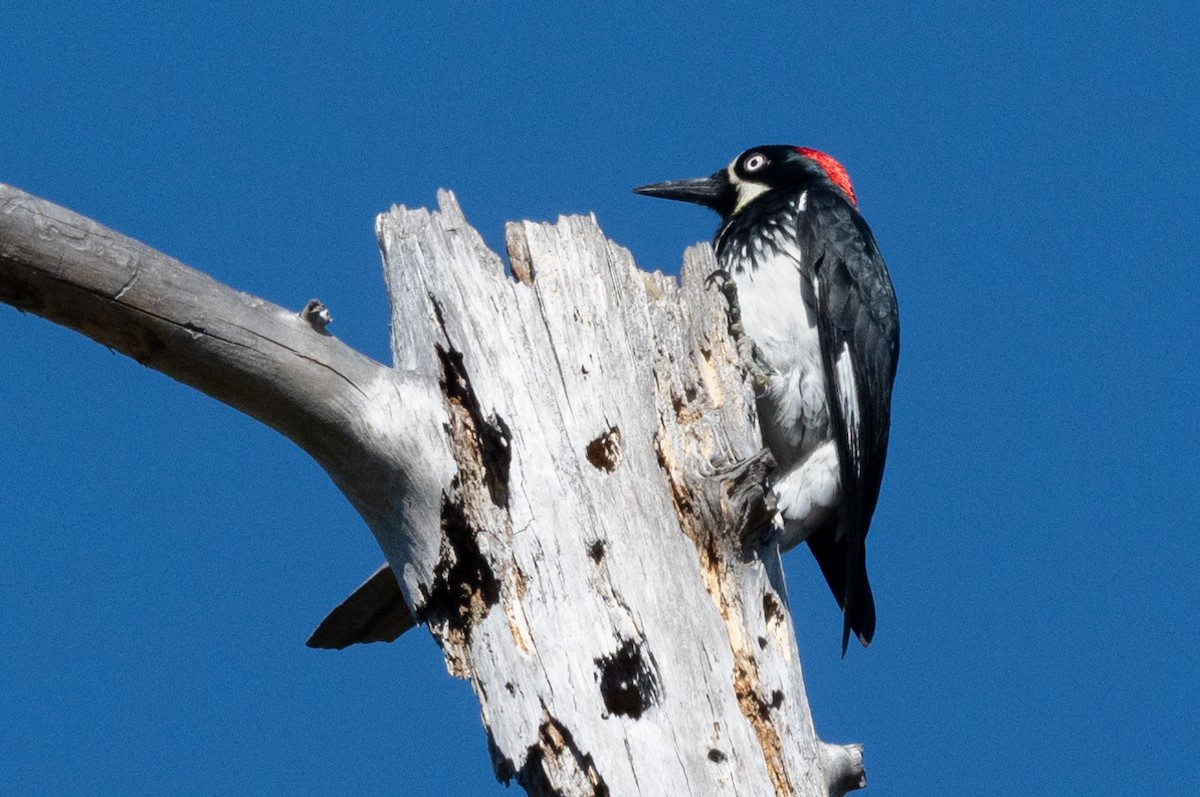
(728, 163, 771, 214)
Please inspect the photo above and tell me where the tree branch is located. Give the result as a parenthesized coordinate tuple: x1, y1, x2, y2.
(0, 183, 452, 551)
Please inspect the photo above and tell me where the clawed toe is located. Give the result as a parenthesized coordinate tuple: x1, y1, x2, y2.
(704, 268, 731, 290)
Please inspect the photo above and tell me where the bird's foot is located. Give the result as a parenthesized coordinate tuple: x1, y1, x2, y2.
(705, 448, 779, 553)
(734, 330, 771, 392)
(706, 271, 772, 391)
(704, 267, 731, 291)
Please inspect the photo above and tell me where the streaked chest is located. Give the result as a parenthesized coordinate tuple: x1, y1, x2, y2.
(715, 195, 821, 377)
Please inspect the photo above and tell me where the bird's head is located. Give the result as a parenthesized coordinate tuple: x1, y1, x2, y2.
(634, 145, 857, 221)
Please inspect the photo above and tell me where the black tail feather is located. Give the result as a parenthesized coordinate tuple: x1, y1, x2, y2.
(807, 527, 875, 655)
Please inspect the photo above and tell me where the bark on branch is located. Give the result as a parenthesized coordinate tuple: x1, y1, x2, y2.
(0, 183, 865, 796)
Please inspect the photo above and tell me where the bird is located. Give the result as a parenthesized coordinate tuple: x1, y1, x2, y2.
(633, 146, 899, 654)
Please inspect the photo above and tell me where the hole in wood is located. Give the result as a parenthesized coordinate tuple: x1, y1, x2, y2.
(587, 540, 606, 564)
(585, 426, 622, 472)
(595, 639, 659, 720)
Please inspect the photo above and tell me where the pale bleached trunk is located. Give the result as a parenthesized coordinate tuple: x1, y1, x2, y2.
(0, 184, 865, 796)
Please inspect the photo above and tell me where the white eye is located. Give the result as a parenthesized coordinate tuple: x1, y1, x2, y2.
(743, 153, 768, 172)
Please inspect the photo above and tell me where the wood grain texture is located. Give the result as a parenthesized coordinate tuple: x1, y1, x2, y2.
(0, 183, 865, 795)
(375, 192, 863, 795)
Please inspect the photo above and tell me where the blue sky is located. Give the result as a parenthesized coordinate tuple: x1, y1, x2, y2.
(3, 2, 1198, 794)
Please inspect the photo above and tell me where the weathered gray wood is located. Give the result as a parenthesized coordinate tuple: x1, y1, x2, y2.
(0, 183, 866, 795)
(374, 192, 864, 795)
(0, 183, 452, 583)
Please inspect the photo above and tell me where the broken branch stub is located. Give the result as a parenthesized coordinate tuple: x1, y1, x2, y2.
(373, 192, 863, 796)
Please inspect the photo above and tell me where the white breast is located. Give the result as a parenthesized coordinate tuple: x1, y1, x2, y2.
(721, 212, 840, 548)
(728, 239, 829, 456)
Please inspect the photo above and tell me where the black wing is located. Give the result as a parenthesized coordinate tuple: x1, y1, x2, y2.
(798, 190, 899, 654)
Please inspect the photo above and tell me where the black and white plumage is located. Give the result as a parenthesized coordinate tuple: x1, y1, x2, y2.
(634, 146, 899, 653)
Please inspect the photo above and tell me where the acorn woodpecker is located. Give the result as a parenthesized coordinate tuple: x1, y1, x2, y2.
(634, 146, 899, 653)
